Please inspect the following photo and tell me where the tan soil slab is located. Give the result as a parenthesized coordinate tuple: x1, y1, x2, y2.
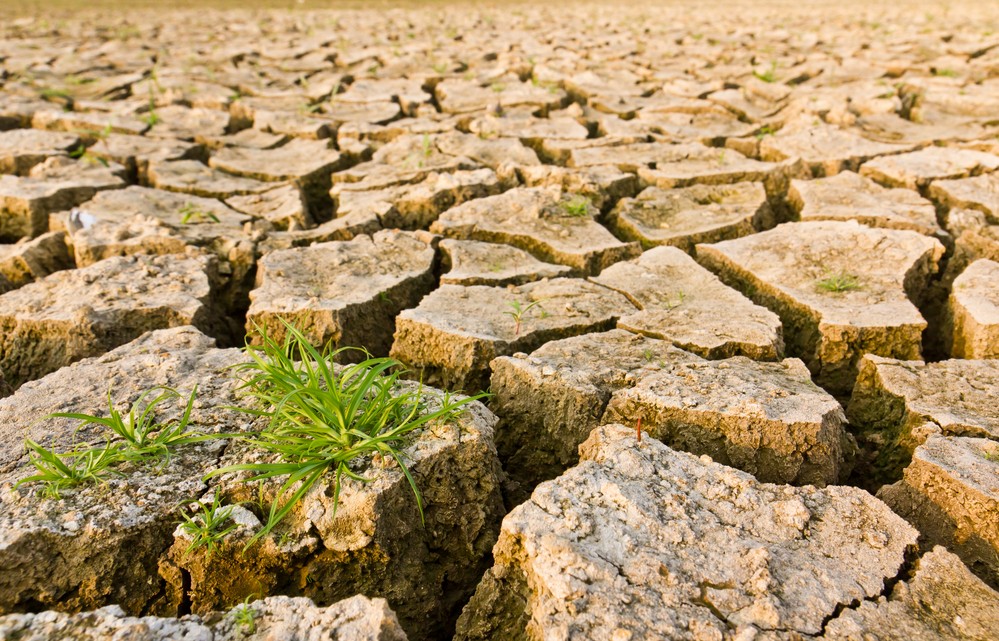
(515, 164, 639, 211)
(468, 114, 589, 145)
(821, 546, 999, 641)
(0, 595, 408, 641)
(334, 168, 502, 230)
(0, 158, 126, 241)
(440, 238, 572, 286)
(635, 144, 789, 189)
(606, 182, 773, 252)
(196, 127, 289, 151)
(491, 329, 845, 492)
(258, 208, 382, 252)
(758, 123, 914, 177)
(31, 109, 149, 136)
(0, 129, 79, 176)
(246, 230, 436, 361)
(225, 183, 313, 231)
(0, 327, 246, 615)
(0, 254, 219, 387)
(591, 246, 784, 360)
(860, 147, 999, 191)
(434, 131, 542, 170)
(208, 138, 347, 210)
(929, 173, 999, 224)
(847, 355, 999, 484)
(146, 106, 230, 141)
(435, 79, 566, 115)
(454, 423, 918, 641)
(178, 383, 504, 641)
(697, 220, 944, 394)
(390, 278, 637, 393)
(430, 187, 641, 277)
(332, 134, 480, 192)
(788, 171, 942, 236)
(878, 436, 999, 590)
(0, 231, 72, 293)
(948, 258, 999, 359)
(147, 160, 277, 199)
(88, 133, 201, 183)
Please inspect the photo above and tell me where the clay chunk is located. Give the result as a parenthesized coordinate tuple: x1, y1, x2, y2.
(391, 279, 638, 393)
(0, 595, 408, 641)
(246, 230, 437, 361)
(0, 129, 80, 176)
(0, 254, 220, 387)
(697, 220, 944, 394)
(606, 182, 773, 252)
(759, 123, 914, 177)
(789, 171, 942, 236)
(878, 437, 999, 590)
(847, 354, 999, 484)
(430, 187, 641, 277)
(454, 423, 918, 641)
(439, 238, 572, 287)
(860, 147, 999, 190)
(948, 258, 999, 358)
(929, 172, 999, 224)
(591, 246, 784, 360)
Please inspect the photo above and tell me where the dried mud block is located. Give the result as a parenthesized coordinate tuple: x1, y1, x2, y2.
(592, 246, 784, 360)
(454, 424, 918, 641)
(146, 160, 276, 200)
(468, 115, 589, 146)
(878, 437, 999, 590)
(391, 279, 637, 393)
(847, 355, 999, 484)
(247, 230, 436, 361)
(607, 182, 773, 252)
(430, 187, 641, 277)
(822, 546, 999, 640)
(789, 171, 942, 236)
(759, 123, 914, 177)
(697, 221, 944, 395)
(435, 79, 566, 115)
(947, 259, 999, 359)
(0, 327, 246, 615)
(334, 168, 502, 230)
(633, 143, 786, 189)
(332, 134, 480, 192)
(940, 209, 999, 287)
(196, 127, 289, 151)
(88, 133, 201, 183)
(929, 173, 999, 224)
(0, 254, 220, 386)
(258, 208, 382, 252)
(31, 109, 149, 137)
(146, 106, 229, 141)
(435, 131, 541, 170)
(208, 138, 348, 213)
(0, 231, 73, 292)
(172, 387, 504, 641)
(337, 78, 430, 116)
(440, 239, 571, 287)
(225, 183, 313, 231)
(321, 100, 401, 125)
(0, 129, 79, 176)
(0, 159, 126, 241)
(0, 595, 408, 641)
(515, 164, 638, 211)
(860, 147, 999, 191)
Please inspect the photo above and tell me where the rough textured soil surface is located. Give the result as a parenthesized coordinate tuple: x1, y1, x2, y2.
(2, 1, 999, 638)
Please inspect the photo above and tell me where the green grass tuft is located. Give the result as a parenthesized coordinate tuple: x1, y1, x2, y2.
(815, 268, 863, 292)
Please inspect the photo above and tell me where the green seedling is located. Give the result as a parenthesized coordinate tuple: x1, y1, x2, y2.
(754, 125, 774, 140)
(491, 82, 505, 92)
(984, 448, 999, 462)
(15, 439, 125, 499)
(229, 594, 260, 635)
(69, 146, 109, 167)
(718, 149, 726, 165)
(488, 261, 504, 273)
(934, 68, 958, 78)
(140, 85, 162, 127)
(208, 320, 487, 550)
(177, 493, 239, 557)
(432, 61, 449, 74)
(42, 386, 210, 468)
(180, 203, 220, 224)
(643, 349, 654, 362)
(503, 299, 549, 335)
(754, 61, 778, 83)
(422, 132, 432, 159)
(560, 195, 590, 217)
(815, 268, 863, 292)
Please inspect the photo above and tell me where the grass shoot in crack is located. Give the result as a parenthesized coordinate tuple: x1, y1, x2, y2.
(177, 492, 239, 557)
(209, 320, 488, 551)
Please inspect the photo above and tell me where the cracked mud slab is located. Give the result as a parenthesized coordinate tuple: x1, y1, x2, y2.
(590, 246, 784, 360)
(697, 220, 944, 395)
(947, 258, 999, 359)
(390, 278, 637, 393)
(454, 423, 918, 641)
(440, 238, 571, 287)
(860, 147, 999, 191)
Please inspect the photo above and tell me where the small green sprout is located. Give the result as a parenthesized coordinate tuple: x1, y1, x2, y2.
(718, 149, 726, 165)
(984, 448, 999, 462)
(15, 439, 125, 499)
(69, 146, 109, 167)
(140, 84, 162, 127)
(815, 268, 863, 293)
(934, 69, 958, 78)
(560, 195, 591, 217)
(503, 299, 549, 335)
(754, 61, 778, 83)
(421, 132, 432, 159)
(491, 82, 505, 92)
(180, 203, 220, 224)
(207, 321, 488, 550)
(177, 493, 239, 557)
(488, 261, 504, 273)
(754, 125, 775, 140)
(229, 594, 260, 635)
(432, 61, 449, 74)
(643, 349, 654, 362)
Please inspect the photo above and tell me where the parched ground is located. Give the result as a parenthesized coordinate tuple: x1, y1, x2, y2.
(2, 1, 999, 639)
